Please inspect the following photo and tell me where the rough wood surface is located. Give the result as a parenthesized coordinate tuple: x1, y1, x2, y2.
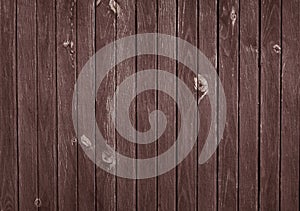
(260, 0, 281, 210)
(0, 0, 18, 210)
(177, 0, 198, 210)
(57, 0, 78, 210)
(17, 0, 38, 210)
(95, 0, 116, 210)
(198, 0, 217, 210)
(77, 0, 96, 210)
(281, 0, 299, 209)
(0, 0, 299, 210)
(37, 0, 57, 209)
(218, 0, 239, 210)
(116, 0, 136, 210)
(239, 0, 259, 210)
(157, 0, 176, 210)
(136, 0, 157, 210)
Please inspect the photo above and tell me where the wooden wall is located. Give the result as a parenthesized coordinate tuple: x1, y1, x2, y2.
(0, 0, 299, 210)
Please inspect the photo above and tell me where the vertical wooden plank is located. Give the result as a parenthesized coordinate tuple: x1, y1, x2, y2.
(260, 0, 281, 210)
(239, 0, 259, 210)
(95, 0, 116, 210)
(57, 0, 78, 209)
(198, 0, 217, 210)
(157, 0, 176, 210)
(218, 0, 239, 209)
(37, 0, 57, 209)
(17, 0, 38, 209)
(0, 0, 18, 210)
(115, 0, 136, 210)
(77, 0, 96, 210)
(281, 0, 299, 209)
(136, 0, 157, 210)
(177, 0, 197, 210)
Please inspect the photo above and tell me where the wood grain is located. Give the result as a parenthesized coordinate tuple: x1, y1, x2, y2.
(177, 0, 198, 210)
(115, 0, 136, 210)
(197, 0, 217, 210)
(77, 0, 96, 210)
(95, 0, 116, 210)
(37, 0, 57, 209)
(57, 0, 78, 210)
(281, 0, 299, 209)
(136, 0, 157, 210)
(239, 0, 259, 210)
(218, 0, 239, 210)
(17, 0, 38, 210)
(157, 0, 176, 210)
(0, 0, 18, 210)
(260, 0, 281, 210)
(1, 0, 300, 210)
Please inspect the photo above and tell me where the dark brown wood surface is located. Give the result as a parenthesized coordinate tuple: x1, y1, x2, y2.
(260, 0, 281, 210)
(0, 0, 299, 210)
(239, 0, 259, 210)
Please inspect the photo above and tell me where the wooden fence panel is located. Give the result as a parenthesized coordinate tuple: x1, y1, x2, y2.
(77, 0, 96, 210)
(0, 0, 299, 210)
(37, 0, 57, 209)
(239, 0, 259, 210)
(218, 0, 239, 210)
(281, 0, 300, 209)
(0, 0, 17, 210)
(260, 0, 281, 210)
(95, 0, 116, 210)
(17, 0, 38, 210)
(177, 0, 198, 210)
(57, 0, 78, 210)
(198, 0, 217, 210)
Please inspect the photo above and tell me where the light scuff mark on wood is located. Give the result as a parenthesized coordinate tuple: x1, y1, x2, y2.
(81, 135, 92, 147)
(62, 0, 76, 69)
(194, 74, 208, 103)
(34, 198, 42, 207)
(109, 0, 120, 15)
(63, 40, 74, 48)
(102, 149, 116, 170)
(273, 44, 281, 54)
(96, 0, 102, 6)
(230, 7, 237, 26)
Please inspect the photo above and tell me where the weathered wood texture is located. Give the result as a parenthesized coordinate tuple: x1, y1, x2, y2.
(0, 0, 17, 210)
(260, 0, 281, 210)
(239, 0, 259, 210)
(0, 0, 299, 210)
(218, 0, 239, 210)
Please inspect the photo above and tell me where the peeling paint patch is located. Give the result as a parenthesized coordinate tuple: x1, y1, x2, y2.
(81, 135, 92, 147)
(273, 44, 281, 54)
(109, 0, 120, 15)
(194, 74, 208, 103)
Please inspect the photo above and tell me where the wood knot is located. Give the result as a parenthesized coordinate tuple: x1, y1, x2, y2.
(109, 0, 120, 15)
(34, 198, 41, 207)
(194, 74, 208, 103)
(230, 8, 237, 26)
(273, 44, 281, 54)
